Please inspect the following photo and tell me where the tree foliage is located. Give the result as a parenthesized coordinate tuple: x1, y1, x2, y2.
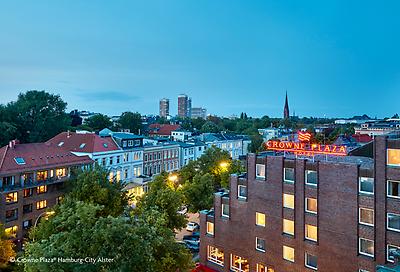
(0, 224, 16, 269)
(183, 173, 214, 212)
(84, 114, 112, 132)
(117, 111, 142, 134)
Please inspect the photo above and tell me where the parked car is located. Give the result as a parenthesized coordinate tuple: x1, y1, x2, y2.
(183, 235, 200, 245)
(184, 240, 199, 252)
(177, 205, 188, 215)
(186, 222, 199, 232)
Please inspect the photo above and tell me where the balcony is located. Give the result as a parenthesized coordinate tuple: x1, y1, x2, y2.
(1, 175, 69, 192)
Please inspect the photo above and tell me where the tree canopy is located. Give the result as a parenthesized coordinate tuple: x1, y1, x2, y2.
(117, 111, 142, 134)
(84, 114, 112, 132)
(0, 224, 16, 270)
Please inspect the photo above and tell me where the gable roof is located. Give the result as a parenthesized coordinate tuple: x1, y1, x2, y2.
(148, 124, 181, 136)
(46, 132, 120, 153)
(0, 143, 93, 175)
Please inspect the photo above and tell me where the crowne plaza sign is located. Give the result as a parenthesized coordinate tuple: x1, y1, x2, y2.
(265, 140, 347, 156)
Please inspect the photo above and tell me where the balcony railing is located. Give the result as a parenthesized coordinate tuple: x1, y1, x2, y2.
(1, 175, 69, 192)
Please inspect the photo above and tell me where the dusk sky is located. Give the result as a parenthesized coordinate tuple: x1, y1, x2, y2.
(0, 1, 399, 118)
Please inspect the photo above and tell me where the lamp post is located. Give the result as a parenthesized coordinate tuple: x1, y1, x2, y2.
(32, 211, 55, 242)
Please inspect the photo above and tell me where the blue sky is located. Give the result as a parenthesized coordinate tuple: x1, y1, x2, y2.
(0, 1, 399, 118)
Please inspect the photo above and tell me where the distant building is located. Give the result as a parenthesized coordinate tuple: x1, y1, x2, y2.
(283, 91, 289, 119)
(178, 94, 191, 118)
(143, 142, 180, 176)
(176, 141, 206, 167)
(159, 98, 169, 118)
(354, 119, 400, 137)
(198, 133, 250, 160)
(192, 107, 207, 119)
(258, 128, 281, 141)
(148, 124, 181, 138)
(171, 129, 192, 142)
(335, 114, 372, 125)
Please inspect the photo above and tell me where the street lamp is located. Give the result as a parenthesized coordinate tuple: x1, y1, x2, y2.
(168, 174, 178, 183)
(32, 211, 55, 242)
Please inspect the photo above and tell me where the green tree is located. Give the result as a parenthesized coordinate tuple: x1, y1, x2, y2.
(85, 114, 112, 131)
(183, 173, 214, 213)
(118, 112, 142, 134)
(248, 133, 264, 153)
(0, 224, 16, 270)
(200, 121, 221, 133)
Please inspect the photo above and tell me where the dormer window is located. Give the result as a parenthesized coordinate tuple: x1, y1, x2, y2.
(58, 141, 64, 147)
(14, 157, 26, 165)
(103, 143, 108, 148)
(79, 143, 86, 149)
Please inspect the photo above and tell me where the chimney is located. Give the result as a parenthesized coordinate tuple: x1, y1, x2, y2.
(8, 139, 19, 148)
(67, 130, 71, 138)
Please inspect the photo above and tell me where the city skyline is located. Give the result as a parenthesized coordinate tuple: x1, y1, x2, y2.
(0, 1, 399, 118)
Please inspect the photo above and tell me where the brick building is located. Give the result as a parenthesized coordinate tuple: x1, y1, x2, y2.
(143, 142, 180, 176)
(200, 135, 400, 272)
(0, 140, 92, 249)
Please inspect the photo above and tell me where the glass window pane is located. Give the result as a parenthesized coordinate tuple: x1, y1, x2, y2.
(305, 170, 317, 185)
(359, 208, 374, 226)
(388, 149, 400, 166)
(359, 177, 374, 194)
(283, 219, 294, 235)
(284, 168, 295, 182)
(283, 194, 294, 209)
(283, 246, 295, 262)
(388, 213, 400, 231)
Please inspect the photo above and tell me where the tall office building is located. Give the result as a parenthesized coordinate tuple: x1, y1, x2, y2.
(191, 107, 207, 119)
(178, 94, 191, 118)
(159, 98, 169, 118)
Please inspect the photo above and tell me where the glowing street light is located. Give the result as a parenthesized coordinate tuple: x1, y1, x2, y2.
(219, 161, 229, 170)
(168, 174, 178, 183)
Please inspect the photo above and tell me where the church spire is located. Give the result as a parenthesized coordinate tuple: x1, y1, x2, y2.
(284, 91, 290, 119)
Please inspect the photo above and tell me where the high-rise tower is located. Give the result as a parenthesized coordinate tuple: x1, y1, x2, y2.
(178, 94, 191, 118)
(159, 98, 169, 117)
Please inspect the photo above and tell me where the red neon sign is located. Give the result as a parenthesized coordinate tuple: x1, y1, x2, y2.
(298, 131, 312, 142)
(265, 140, 347, 156)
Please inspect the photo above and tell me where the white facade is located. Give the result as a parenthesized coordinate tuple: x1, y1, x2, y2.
(171, 130, 192, 142)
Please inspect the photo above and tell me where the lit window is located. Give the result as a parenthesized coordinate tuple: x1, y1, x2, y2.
(387, 180, 400, 198)
(284, 168, 295, 183)
(207, 222, 214, 235)
(230, 254, 249, 272)
(387, 213, 400, 232)
(305, 224, 318, 242)
(207, 246, 224, 266)
(387, 244, 400, 263)
(5, 192, 18, 203)
(283, 219, 294, 236)
(387, 149, 400, 166)
(283, 245, 295, 262)
(283, 193, 294, 209)
(256, 164, 265, 179)
(305, 170, 317, 186)
(359, 238, 374, 257)
(305, 253, 318, 270)
(36, 170, 48, 181)
(5, 226, 18, 238)
(256, 264, 275, 272)
(256, 212, 266, 227)
(359, 208, 374, 226)
(359, 177, 374, 195)
(222, 204, 229, 218)
(305, 198, 317, 214)
(256, 237, 266, 252)
(36, 200, 47, 210)
(238, 185, 247, 200)
(56, 195, 64, 204)
(56, 168, 66, 177)
(37, 185, 47, 194)
(23, 188, 33, 198)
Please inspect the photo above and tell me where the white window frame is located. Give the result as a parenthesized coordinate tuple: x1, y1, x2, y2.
(256, 237, 266, 252)
(305, 252, 318, 270)
(305, 170, 318, 186)
(230, 254, 249, 272)
(256, 212, 266, 227)
(387, 212, 400, 232)
(284, 167, 295, 183)
(387, 244, 400, 263)
(283, 193, 295, 209)
(206, 222, 214, 235)
(221, 204, 229, 218)
(387, 180, 400, 199)
(359, 270, 369, 272)
(359, 177, 374, 195)
(359, 238, 374, 257)
(305, 224, 318, 242)
(256, 164, 266, 179)
(237, 185, 247, 200)
(305, 197, 318, 214)
(359, 207, 374, 227)
(207, 245, 224, 266)
(387, 148, 400, 167)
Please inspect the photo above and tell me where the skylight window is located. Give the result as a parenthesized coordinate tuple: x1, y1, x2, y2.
(58, 141, 64, 147)
(79, 143, 86, 149)
(103, 143, 108, 148)
(14, 157, 26, 165)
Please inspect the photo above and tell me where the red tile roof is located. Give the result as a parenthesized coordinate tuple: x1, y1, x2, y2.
(0, 142, 93, 175)
(352, 133, 373, 143)
(46, 132, 120, 153)
(148, 124, 181, 136)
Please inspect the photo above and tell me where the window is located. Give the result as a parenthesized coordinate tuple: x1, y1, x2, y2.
(230, 254, 249, 272)
(387, 180, 400, 198)
(305, 170, 317, 186)
(283, 193, 294, 209)
(56, 168, 66, 177)
(256, 212, 266, 227)
(14, 157, 25, 165)
(359, 238, 374, 257)
(109, 157, 113, 165)
(283, 219, 294, 236)
(284, 168, 295, 183)
(5, 226, 18, 238)
(5, 209, 18, 222)
(283, 245, 295, 262)
(222, 204, 229, 218)
(6, 192, 18, 203)
(387, 244, 400, 263)
(206, 222, 214, 235)
(387, 149, 400, 166)
(256, 264, 275, 272)
(305, 224, 318, 242)
(359, 177, 374, 195)
(36, 200, 47, 210)
(23, 204, 33, 214)
(102, 158, 106, 166)
(359, 269, 370, 272)
(238, 185, 247, 200)
(117, 156, 120, 164)
(56, 196, 64, 204)
(23, 219, 32, 230)
(124, 169, 128, 179)
(37, 185, 47, 194)
(36, 170, 48, 181)
(305, 253, 318, 270)
(207, 246, 224, 266)
(256, 164, 266, 179)
(387, 213, 400, 232)
(359, 208, 374, 226)
(305, 198, 318, 214)
(256, 237, 266, 252)
(79, 143, 86, 149)
(23, 188, 33, 198)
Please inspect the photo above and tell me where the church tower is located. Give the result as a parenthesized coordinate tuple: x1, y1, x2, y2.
(283, 91, 290, 119)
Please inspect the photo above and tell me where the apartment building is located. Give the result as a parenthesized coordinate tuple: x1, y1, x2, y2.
(143, 142, 180, 176)
(0, 140, 92, 249)
(176, 141, 206, 167)
(199, 135, 400, 272)
(199, 133, 251, 160)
